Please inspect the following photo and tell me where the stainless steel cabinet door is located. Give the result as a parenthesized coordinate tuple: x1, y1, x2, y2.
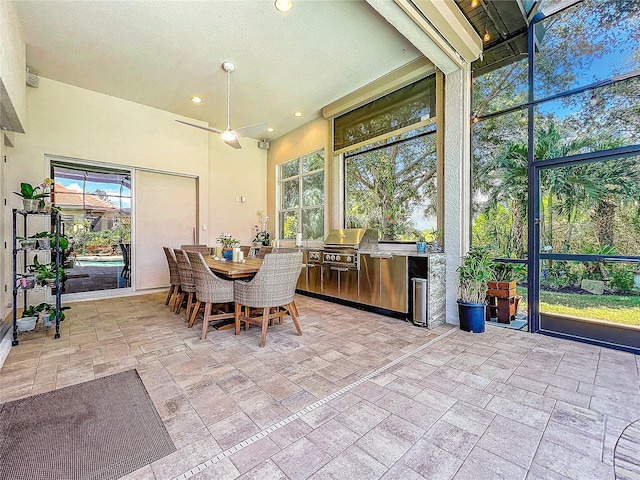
(340, 268, 359, 302)
(380, 255, 408, 313)
(296, 266, 307, 291)
(322, 266, 339, 298)
(307, 264, 321, 293)
(296, 250, 308, 291)
(358, 254, 381, 307)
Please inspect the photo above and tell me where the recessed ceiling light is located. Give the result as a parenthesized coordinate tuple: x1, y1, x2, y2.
(191, 96, 202, 104)
(275, 0, 292, 12)
(294, 112, 303, 117)
(471, 0, 480, 7)
(267, 127, 274, 132)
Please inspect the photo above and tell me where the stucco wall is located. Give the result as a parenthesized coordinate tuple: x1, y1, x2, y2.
(443, 67, 472, 324)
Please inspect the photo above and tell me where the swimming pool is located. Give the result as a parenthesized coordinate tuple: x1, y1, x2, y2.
(76, 260, 125, 267)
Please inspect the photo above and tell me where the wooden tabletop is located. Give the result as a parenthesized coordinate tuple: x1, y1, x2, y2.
(203, 255, 262, 279)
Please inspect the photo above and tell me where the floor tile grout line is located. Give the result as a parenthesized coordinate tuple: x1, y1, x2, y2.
(171, 326, 459, 480)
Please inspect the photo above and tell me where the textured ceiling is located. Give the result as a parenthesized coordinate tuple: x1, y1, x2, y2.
(13, 0, 423, 142)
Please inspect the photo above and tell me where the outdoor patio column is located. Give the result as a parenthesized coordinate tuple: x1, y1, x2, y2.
(443, 65, 472, 324)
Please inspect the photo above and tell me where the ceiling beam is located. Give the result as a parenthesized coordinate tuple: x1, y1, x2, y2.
(365, 0, 460, 74)
(322, 57, 435, 119)
(396, 0, 482, 63)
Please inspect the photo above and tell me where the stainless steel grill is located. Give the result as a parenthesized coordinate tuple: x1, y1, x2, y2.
(322, 228, 378, 270)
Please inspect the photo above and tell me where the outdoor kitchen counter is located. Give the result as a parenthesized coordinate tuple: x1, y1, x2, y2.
(358, 249, 444, 257)
(295, 248, 446, 329)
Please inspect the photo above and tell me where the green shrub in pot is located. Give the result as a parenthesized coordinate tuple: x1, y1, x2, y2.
(456, 246, 495, 333)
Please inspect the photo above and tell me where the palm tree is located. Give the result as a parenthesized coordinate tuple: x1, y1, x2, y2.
(477, 142, 528, 257)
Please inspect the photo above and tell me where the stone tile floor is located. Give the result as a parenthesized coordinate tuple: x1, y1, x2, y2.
(1, 292, 639, 480)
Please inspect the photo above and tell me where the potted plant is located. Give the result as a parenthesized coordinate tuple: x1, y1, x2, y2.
(17, 236, 38, 250)
(486, 261, 526, 323)
(30, 231, 70, 251)
(217, 233, 240, 260)
(427, 229, 442, 252)
(14, 181, 50, 213)
(487, 262, 524, 298)
(38, 303, 71, 326)
(253, 226, 270, 246)
(456, 246, 495, 333)
(416, 234, 427, 253)
(29, 255, 64, 287)
(18, 305, 40, 331)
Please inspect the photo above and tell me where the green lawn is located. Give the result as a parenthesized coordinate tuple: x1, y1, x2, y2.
(517, 287, 640, 326)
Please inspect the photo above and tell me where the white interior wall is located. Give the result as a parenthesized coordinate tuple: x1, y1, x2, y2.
(2, 74, 269, 301)
(208, 135, 268, 247)
(267, 117, 331, 238)
(0, 1, 27, 131)
(1, 136, 6, 319)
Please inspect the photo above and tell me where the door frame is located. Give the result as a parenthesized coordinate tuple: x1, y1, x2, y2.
(528, 146, 640, 354)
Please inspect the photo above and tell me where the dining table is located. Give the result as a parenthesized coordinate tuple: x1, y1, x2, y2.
(203, 256, 262, 279)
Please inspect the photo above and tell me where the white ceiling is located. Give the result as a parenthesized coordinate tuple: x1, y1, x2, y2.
(13, 0, 423, 142)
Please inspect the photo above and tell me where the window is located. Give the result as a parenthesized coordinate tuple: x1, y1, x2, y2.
(345, 127, 437, 241)
(334, 75, 436, 152)
(278, 150, 324, 240)
(338, 74, 439, 242)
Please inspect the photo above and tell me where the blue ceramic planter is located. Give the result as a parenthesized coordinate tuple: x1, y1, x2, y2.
(222, 249, 233, 261)
(416, 241, 427, 253)
(457, 300, 486, 333)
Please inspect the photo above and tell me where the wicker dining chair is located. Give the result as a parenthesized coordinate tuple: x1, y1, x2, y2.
(162, 246, 181, 310)
(270, 247, 302, 318)
(234, 252, 303, 347)
(186, 251, 235, 339)
(180, 244, 211, 255)
(271, 247, 300, 253)
(173, 249, 197, 322)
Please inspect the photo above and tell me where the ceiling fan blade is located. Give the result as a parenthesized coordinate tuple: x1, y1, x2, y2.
(224, 137, 242, 149)
(234, 122, 267, 135)
(175, 120, 223, 135)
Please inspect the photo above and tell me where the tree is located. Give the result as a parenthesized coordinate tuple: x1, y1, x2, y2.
(472, 0, 640, 257)
(345, 133, 437, 240)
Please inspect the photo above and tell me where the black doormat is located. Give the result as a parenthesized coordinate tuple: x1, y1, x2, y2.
(0, 369, 175, 480)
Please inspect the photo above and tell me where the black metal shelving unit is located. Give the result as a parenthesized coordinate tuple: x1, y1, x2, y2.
(12, 209, 62, 345)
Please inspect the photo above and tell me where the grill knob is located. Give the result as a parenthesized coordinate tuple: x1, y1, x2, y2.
(335, 255, 341, 261)
(346, 256, 352, 262)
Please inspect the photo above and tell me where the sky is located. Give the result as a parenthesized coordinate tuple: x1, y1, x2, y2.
(57, 178, 131, 209)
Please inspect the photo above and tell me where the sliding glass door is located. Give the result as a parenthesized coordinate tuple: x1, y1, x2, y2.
(51, 162, 132, 295)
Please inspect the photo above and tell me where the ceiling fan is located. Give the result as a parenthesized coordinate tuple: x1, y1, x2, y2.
(176, 61, 264, 149)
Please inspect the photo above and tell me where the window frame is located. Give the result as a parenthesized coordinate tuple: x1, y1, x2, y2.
(277, 149, 325, 241)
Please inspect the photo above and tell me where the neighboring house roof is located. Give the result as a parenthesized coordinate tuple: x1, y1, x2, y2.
(53, 183, 120, 212)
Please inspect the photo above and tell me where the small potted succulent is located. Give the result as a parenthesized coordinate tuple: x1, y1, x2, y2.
(416, 234, 427, 253)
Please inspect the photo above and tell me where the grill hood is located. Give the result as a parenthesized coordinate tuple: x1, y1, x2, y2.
(323, 228, 378, 249)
